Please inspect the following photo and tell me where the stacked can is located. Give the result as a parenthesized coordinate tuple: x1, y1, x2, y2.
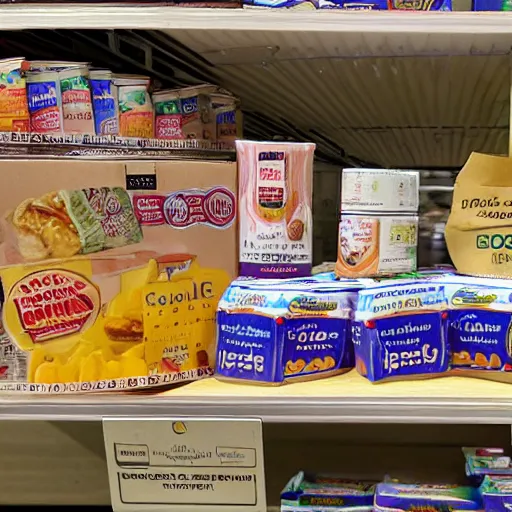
(335, 169, 420, 278)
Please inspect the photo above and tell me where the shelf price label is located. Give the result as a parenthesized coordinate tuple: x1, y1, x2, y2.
(103, 417, 267, 512)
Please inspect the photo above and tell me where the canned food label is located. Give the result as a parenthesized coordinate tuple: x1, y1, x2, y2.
(27, 81, 61, 134)
(91, 79, 118, 136)
(61, 75, 94, 135)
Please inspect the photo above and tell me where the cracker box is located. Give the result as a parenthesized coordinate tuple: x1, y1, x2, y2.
(281, 472, 376, 511)
(0, 158, 237, 393)
(216, 276, 361, 385)
(353, 277, 450, 383)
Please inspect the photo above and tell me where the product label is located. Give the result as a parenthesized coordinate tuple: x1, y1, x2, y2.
(216, 110, 237, 141)
(355, 312, 449, 381)
(181, 96, 199, 115)
(475, 233, 512, 267)
(337, 216, 378, 277)
(257, 152, 286, 210)
(0, 66, 29, 132)
(27, 81, 61, 133)
(450, 309, 512, 371)
(239, 147, 313, 278)
(341, 170, 419, 211)
(142, 268, 228, 373)
(131, 187, 236, 229)
(155, 114, 183, 140)
(357, 282, 447, 321)
(378, 216, 418, 273)
(91, 79, 118, 136)
(216, 312, 275, 382)
(282, 317, 349, 380)
(119, 111, 153, 138)
(6, 270, 100, 345)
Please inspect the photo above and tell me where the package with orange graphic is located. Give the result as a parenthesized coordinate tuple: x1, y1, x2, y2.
(0, 158, 237, 393)
(237, 140, 315, 278)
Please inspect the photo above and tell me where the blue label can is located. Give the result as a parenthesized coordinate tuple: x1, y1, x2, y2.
(90, 72, 119, 136)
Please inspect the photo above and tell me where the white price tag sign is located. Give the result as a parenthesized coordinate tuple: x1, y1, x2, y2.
(103, 417, 266, 512)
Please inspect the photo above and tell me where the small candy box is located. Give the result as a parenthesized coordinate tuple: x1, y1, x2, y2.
(446, 276, 512, 382)
(375, 483, 483, 512)
(215, 277, 361, 385)
(480, 475, 512, 512)
(353, 277, 450, 382)
(281, 472, 376, 511)
(463, 448, 512, 486)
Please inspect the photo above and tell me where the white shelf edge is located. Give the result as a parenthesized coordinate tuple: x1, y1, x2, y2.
(1, 7, 512, 33)
(0, 395, 511, 423)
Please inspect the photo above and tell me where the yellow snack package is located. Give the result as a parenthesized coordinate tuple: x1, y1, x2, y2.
(0, 254, 229, 393)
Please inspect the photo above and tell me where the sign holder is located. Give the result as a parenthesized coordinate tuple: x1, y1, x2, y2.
(103, 416, 267, 512)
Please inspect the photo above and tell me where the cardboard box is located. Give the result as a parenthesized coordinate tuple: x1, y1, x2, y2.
(0, 158, 237, 393)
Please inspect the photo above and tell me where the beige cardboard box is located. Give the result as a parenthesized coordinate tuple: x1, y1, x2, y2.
(445, 152, 512, 278)
(0, 158, 237, 393)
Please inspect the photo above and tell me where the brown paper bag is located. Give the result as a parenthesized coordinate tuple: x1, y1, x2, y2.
(445, 152, 512, 278)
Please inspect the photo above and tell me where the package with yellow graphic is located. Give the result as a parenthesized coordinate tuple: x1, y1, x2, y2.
(0, 255, 229, 392)
(0, 158, 237, 393)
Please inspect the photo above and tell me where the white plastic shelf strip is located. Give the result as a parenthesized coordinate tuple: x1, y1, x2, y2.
(1, 394, 512, 423)
(1, 8, 512, 34)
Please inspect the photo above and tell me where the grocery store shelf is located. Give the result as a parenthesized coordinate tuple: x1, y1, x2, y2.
(1, 7, 512, 34)
(1, 372, 512, 424)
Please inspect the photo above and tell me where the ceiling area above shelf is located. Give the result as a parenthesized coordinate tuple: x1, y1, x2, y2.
(0, 21, 510, 167)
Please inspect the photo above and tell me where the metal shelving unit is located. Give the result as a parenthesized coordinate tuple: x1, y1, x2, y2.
(1, 6, 512, 508)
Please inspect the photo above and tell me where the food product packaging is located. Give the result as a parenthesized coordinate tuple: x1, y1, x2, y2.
(0, 158, 237, 393)
(314, 0, 387, 7)
(89, 69, 119, 136)
(115, 75, 154, 139)
(463, 448, 512, 486)
(60, 66, 95, 135)
(243, 0, 316, 8)
(0, 57, 29, 133)
(153, 89, 183, 140)
(445, 153, 512, 279)
(341, 169, 419, 213)
(211, 91, 242, 145)
(28, 61, 89, 72)
(179, 85, 216, 140)
(446, 275, 512, 383)
(281, 472, 376, 511)
(26, 70, 63, 135)
(335, 213, 418, 278)
(216, 276, 361, 385)
(480, 475, 512, 512)
(337, 168, 419, 279)
(374, 483, 483, 512)
(473, 0, 511, 9)
(244, 0, 450, 8)
(237, 140, 315, 278)
(353, 277, 450, 382)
